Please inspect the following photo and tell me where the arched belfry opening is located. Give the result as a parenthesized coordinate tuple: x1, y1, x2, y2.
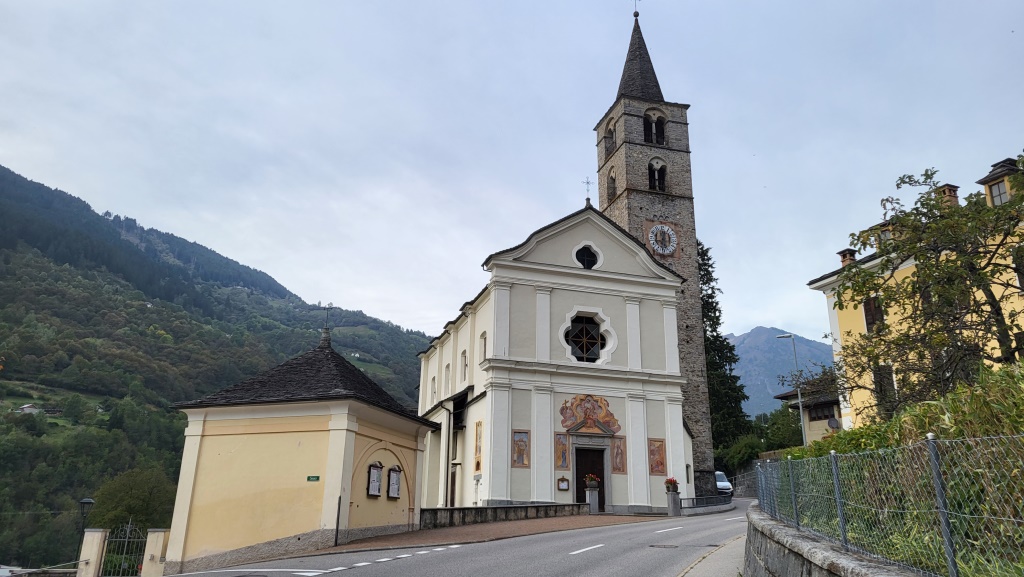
(648, 158, 667, 192)
(643, 111, 667, 146)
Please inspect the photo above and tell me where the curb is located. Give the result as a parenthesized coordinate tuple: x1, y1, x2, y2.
(675, 534, 744, 577)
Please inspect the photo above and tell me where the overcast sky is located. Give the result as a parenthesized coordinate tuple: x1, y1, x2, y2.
(1, 1, 1022, 341)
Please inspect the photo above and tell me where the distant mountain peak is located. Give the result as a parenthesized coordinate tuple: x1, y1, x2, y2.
(726, 327, 833, 418)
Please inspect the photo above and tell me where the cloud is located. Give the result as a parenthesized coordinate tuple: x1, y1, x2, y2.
(1, 0, 1022, 340)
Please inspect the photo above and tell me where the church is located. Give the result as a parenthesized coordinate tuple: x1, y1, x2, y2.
(160, 13, 717, 572)
(417, 13, 715, 513)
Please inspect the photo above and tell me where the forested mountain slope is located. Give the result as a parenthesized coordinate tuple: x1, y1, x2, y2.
(0, 165, 429, 406)
(0, 165, 429, 567)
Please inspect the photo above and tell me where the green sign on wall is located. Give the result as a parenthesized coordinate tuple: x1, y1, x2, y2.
(307, 475, 320, 482)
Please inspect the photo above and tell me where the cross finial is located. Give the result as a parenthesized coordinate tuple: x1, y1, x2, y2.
(320, 301, 335, 328)
(582, 177, 593, 207)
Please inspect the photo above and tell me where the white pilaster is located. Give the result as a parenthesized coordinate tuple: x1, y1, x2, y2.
(165, 412, 205, 567)
(535, 287, 551, 362)
(493, 282, 512, 359)
(626, 297, 642, 370)
(413, 433, 426, 526)
(531, 384, 554, 502)
(663, 302, 680, 374)
(486, 382, 512, 502)
(435, 416, 450, 506)
(320, 409, 357, 528)
(626, 392, 651, 507)
(664, 396, 690, 498)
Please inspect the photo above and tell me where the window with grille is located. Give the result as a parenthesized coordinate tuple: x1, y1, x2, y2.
(575, 246, 598, 269)
(991, 180, 1009, 206)
(808, 405, 835, 422)
(565, 316, 606, 363)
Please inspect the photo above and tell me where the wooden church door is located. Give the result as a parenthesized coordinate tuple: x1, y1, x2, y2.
(574, 448, 606, 511)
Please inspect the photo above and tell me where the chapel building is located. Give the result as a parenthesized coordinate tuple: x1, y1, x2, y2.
(417, 13, 715, 513)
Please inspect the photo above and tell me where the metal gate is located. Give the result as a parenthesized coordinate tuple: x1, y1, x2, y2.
(101, 522, 147, 577)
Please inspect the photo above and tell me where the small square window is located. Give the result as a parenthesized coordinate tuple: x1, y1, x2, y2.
(991, 180, 1009, 206)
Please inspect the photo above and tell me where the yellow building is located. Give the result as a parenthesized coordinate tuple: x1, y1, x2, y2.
(808, 156, 1022, 429)
(164, 329, 438, 573)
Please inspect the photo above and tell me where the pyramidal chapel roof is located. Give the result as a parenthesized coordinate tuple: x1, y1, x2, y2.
(617, 14, 664, 102)
(177, 329, 429, 424)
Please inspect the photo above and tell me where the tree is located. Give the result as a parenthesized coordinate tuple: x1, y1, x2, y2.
(88, 467, 177, 529)
(834, 154, 1024, 419)
(62, 393, 89, 425)
(698, 240, 750, 448)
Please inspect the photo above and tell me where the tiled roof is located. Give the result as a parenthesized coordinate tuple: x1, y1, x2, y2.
(617, 16, 664, 102)
(176, 329, 436, 427)
(976, 158, 1020, 185)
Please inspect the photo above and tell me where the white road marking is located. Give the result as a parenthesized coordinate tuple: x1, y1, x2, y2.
(326, 568, 348, 572)
(352, 563, 372, 567)
(172, 570, 321, 576)
(395, 555, 412, 558)
(448, 545, 461, 548)
(431, 547, 447, 551)
(293, 572, 323, 576)
(724, 516, 746, 521)
(415, 551, 430, 555)
(569, 544, 604, 555)
(374, 558, 392, 562)
(655, 526, 684, 533)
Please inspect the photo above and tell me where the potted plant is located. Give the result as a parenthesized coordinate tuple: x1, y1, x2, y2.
(584, 473, 600, 488)
(664, 476, 679, 493)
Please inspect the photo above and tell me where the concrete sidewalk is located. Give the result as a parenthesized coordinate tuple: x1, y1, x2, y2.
(676, 534, 745, 577)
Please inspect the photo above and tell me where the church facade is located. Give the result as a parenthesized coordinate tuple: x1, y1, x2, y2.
(417, 14, 715, 512)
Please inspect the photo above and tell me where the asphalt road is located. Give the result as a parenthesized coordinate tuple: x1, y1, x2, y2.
(178, 500, 750, 577)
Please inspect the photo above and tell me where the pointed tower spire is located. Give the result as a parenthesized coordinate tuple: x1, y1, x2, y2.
(616, 13, 664, 102)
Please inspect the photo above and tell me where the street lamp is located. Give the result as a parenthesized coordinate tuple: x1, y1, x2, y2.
(776, 334, 807, 446)
(78, 498, 95, 536)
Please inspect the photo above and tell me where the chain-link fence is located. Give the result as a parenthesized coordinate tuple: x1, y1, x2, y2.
(757, 434, 1024, 577)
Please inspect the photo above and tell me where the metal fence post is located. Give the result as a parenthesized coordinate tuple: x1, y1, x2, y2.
(756, 463, 764, 508)
(829, 450, 849, 550)
(787, 456, 800, 530)
(926, 433, 960, 577)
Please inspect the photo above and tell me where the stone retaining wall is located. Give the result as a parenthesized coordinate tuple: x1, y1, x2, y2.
(10, 570, 76, 577)
(744, 504, 916, 577)
(420, 504, 588, 529)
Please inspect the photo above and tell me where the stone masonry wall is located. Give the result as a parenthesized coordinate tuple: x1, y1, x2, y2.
(744, 505, 917, 577)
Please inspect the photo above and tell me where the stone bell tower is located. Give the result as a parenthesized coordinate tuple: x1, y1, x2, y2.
(595, 12, 716, 496)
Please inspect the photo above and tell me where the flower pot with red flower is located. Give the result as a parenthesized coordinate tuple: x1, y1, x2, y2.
(664, 477, 679, 493)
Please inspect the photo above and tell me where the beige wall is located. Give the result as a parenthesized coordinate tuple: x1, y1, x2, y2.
(804, 407, 839, 443)
(184, 416, 330, 559)
(639, 299, 667, 370)
(509, 284, 536, 359)
(168, 403, 429, 571)
(348, 440, 415, 530)
(519, 219, 652, 277)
